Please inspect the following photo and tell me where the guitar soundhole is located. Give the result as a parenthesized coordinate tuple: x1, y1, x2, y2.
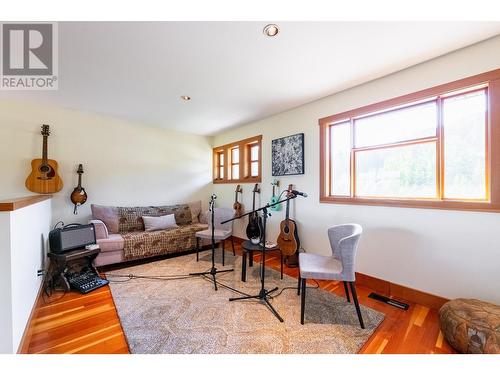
(284, 226, 290, 234)
(39, 165, 50, 173)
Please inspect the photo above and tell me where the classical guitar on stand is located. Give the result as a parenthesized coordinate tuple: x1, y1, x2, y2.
(70, 164, 88, 215)
(25, 125, 63, 194)
(245, 183, 263, 242)
(277, 184, 300, 267)
(233, 184, 243, 217)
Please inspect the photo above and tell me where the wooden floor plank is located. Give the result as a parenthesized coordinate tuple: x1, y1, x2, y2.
(21, 244, 455, 354)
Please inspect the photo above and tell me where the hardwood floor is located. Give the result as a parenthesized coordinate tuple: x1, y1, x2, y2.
(20, 244, 455, 354)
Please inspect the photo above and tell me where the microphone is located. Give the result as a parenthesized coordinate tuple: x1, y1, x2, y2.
(211, 194, 217, 200)
(289, 189, 308, 198)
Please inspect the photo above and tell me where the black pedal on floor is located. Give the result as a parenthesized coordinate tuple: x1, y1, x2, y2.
(368, 292, 409, 310)
(66, 269, 109, 294)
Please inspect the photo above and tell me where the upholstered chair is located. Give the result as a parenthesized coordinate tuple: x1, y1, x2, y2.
(195, 208, 236, 266)
(297, 223, 365, 328)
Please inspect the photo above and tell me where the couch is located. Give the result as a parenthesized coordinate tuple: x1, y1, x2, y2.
(90, 201, 208, 267)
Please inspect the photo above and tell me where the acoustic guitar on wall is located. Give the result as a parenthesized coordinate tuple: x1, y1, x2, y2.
(25, 125, 63, 194)
(233, 184, 243, 217)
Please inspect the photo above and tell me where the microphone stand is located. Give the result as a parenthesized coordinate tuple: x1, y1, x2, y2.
(189, 195, 233, 291)
(221, 193, 300, 322)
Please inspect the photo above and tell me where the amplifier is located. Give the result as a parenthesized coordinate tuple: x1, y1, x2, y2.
(49, 223, 96, 254)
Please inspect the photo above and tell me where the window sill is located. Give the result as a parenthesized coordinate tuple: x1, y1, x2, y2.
(320, 196, 500, 212)
(213, 177, 261, 184)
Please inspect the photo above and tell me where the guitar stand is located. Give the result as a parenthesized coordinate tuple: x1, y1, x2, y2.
(223, 196, 299, 323)
(190, 195, 233, 291)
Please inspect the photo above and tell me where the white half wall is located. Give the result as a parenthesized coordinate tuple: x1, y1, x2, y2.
(213, 35, 500, 304)
(0, 101, 214, 226)
(0, 198, 51, 353)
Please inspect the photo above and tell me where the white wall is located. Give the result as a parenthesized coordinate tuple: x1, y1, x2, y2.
(0, 212, 13, 353)
(213, 35, 500, 304)
(0, 101, 214, 226)
(0, 199, 51, 353)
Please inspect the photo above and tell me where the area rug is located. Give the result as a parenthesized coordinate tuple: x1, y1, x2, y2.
(106, 251, 384, 354)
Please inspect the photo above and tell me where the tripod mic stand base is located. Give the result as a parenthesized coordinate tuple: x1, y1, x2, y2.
(229, 287, 284, 322)
(190, 267, 233, 291)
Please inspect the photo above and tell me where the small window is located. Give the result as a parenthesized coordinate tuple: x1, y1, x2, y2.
(230, 147, 240, 180)
(213, 135, 262, 183)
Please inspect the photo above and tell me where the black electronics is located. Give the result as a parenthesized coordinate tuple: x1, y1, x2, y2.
(66, 268, 108, 294)
(368, 292, 410, 310)
(49, 223, 96, 254)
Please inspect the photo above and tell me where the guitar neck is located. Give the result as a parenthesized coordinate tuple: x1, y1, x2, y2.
(42, 136, 48, 164)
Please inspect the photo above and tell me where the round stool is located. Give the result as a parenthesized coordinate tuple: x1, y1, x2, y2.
(439, 298, 500, 354)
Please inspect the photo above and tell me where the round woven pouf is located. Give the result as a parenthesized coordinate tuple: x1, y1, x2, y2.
(439, 298, 500, 354)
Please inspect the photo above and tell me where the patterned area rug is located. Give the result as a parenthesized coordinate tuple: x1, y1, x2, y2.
(106, 251, 384, 354)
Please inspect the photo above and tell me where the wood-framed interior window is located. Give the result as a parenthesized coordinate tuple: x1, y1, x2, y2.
(214, 150, 225, 180)
(319, 68, 500, 212)
(213, 135, 262, 183)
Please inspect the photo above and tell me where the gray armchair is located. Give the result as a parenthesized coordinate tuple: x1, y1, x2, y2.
(195, 208, 236, 266)
(297, 223, 364, 328)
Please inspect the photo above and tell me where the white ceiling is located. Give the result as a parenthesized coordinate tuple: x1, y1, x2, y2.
(3, 22, 500, 135)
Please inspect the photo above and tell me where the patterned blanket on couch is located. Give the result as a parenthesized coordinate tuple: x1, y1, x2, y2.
(121, 223, 208, 261)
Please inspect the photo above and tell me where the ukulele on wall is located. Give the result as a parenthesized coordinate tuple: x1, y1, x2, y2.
(70, 164, 88, 215)
(25, 125, 63, 194)
(246, 183, 263, 241)
(276, 184, 300, 267)
(233, 184, 243, 217)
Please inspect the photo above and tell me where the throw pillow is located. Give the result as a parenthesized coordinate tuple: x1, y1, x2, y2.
(142, 214, 178, 232)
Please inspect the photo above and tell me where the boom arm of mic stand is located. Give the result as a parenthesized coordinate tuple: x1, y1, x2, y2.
(221, 194, 298, 225)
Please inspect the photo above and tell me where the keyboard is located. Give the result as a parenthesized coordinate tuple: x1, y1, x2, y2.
(67, 269, 109, 294)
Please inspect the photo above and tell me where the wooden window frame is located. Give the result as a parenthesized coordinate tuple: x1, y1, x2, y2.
(319, 68, 500, 212)
(213, 135, 262, 184)
(213, 150, 225, 181)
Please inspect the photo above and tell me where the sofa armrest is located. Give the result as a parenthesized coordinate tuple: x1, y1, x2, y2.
(90, 219, 109, 240)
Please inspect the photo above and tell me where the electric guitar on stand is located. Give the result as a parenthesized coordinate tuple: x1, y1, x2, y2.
(25, 125, 63, 194)
(246, 183, 263, 241)
(277, 184, 300, 267)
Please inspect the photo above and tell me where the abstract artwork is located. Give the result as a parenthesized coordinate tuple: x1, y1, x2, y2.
(272, 133, 305, 176)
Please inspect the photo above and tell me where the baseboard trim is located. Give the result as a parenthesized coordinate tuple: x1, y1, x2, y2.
(355, 273, 448, 310)
(230, 236, 448, 310)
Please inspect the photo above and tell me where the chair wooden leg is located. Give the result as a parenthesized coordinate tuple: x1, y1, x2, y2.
(231, 236, 235, 256)
(196, 237, 199, 262)
(297, 275, 301, 295)
(349, 282, 365, 329)
(343, 281, 351, 303)
(222, 240, 225, 266)
(300, 278, 306, 324)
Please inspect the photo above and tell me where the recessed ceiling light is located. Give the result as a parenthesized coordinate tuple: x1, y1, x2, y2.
(263, 24, 279, 37)
(181, 95, 191, 101)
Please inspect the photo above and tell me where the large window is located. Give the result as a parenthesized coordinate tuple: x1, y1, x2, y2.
(213, 135, 262, 183)
(319, 69, 500, 212)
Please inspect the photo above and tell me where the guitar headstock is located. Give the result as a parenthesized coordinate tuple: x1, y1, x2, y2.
(41, 124, 50, 137)
(271, 179, 280, 187)
(287, 184, 294, 197)
(235, 184, 242, 193)
(253, 183, 260, 194)
(77, 164, 84, 175)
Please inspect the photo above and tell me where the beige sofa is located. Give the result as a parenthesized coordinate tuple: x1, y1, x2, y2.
(90, 201, 207, 267)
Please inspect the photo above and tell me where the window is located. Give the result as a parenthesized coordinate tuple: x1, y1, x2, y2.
(213, 135, 262, 183)
(319, 68, 500, 212)
(215, 151, 224, 180)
